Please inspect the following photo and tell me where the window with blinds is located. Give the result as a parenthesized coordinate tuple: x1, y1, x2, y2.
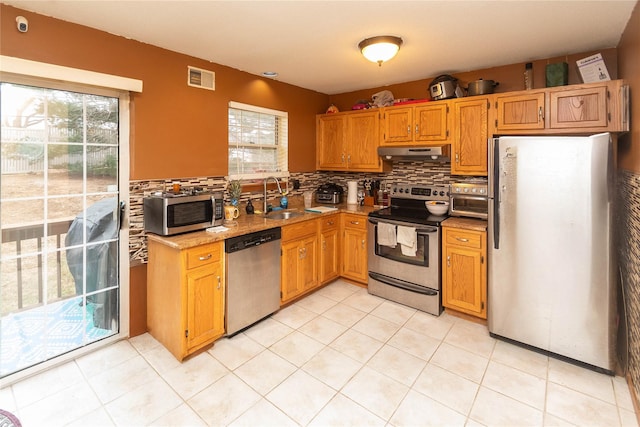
(228, 101, 288, 180)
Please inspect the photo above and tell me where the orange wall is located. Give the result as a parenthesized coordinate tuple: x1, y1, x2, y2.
(0, 4, 329, 179)
(328, 49, 618, 113)
(618, 1, 640, 173)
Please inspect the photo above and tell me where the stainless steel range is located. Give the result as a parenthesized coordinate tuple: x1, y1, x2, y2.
(367, 184, 449, 316)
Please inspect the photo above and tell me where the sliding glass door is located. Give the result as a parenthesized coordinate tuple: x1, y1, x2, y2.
(1, 81, 124, 378)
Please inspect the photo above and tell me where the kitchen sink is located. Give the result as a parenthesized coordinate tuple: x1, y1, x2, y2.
(265, 210, 304, 220)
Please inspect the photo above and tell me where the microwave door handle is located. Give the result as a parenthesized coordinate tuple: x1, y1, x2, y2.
(210, 195, 216, 225)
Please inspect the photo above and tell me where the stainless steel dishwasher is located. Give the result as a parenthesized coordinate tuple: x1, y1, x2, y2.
(225, 227, 281, 335)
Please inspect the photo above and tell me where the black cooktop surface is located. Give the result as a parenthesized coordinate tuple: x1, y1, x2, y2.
(369, 200, 449, 226)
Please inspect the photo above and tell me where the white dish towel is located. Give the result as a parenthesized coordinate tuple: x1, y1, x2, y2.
(377, 222, 397, 247)
(397, 225, 417, 256)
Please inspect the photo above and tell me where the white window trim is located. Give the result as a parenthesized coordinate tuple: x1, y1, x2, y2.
(228, 101, 289, 182)
(0, 55, 143, 92)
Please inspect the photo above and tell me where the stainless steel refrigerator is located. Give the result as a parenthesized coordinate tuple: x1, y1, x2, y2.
(488, 133, 617, 374)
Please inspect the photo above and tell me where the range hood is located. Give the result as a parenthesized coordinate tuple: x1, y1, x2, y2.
(378, 146, 450, 162)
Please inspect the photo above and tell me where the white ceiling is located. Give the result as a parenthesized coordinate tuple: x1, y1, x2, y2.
(4, 0, 637, 95)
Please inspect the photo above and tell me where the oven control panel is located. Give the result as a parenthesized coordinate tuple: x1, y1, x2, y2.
(390, 185, 449, 202)
(451, 182, 488, 195)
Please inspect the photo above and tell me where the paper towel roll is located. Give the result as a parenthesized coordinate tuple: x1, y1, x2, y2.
(347, 181, 358, 204)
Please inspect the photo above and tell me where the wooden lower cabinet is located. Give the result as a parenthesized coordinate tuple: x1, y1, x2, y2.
(147, 240, 225, 361)
(442, 227, 487, 319)
(341, 213, 368, 284)
(281, 219, 319, 304)
(319, 214, 340, 284)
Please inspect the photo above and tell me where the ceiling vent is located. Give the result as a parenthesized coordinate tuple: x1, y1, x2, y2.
(188, 66, 215, 90)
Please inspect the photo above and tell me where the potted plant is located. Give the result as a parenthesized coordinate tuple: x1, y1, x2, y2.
(228, 180, 242, 206)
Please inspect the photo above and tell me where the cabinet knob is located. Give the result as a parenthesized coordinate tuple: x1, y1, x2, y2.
(415, 124, 419, 134)
(538, 106, 544, 122)
(407, 125, 411, 135)
(199, 254, 212, 261)
(217, 276, 221, 289)
(361, 239, 365, 249)
(350, 221, 359, 225)
(455, 237, 469, 243)
(447, 255, 451, 267)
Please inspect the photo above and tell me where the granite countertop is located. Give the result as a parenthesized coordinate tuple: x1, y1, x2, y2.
(146, 196, 381, 250)
(442, 217, 488, 231)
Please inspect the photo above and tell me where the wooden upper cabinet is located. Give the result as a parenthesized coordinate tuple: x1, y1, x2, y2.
(492, 80, 629, 135)
(494, 92, 546, 132)
(346, 110, 382, 170)
(415, 103, 449, 142)
(383, 106, 412, 143)
(316, 114, 346, 170)
(381, 102, 449, 145)
(549, 85, 608, 129)
(451, 97, 489, 176)
(317, 110, 385, 172)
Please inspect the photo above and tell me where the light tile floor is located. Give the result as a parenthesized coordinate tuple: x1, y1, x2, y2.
(1, 279, 638, 426)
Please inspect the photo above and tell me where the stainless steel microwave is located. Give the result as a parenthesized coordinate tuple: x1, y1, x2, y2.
(143, 192, 223, 236)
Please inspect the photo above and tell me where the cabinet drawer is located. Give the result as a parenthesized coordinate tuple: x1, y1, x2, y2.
(282, 219, 318, 242)
(342, 213, 367, 230)
(185, 243, 221, 270)
(444, 228, 482, 249)
(320, 214, 339, 231)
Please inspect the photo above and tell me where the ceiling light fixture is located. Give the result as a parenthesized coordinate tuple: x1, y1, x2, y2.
(358, 35, 403, 66)
(262, 71, 278, 78)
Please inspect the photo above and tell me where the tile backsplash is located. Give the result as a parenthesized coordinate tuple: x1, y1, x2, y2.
(128, 161, 452, 263)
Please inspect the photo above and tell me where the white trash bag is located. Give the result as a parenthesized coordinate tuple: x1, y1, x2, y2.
(371, 90, 394, 107)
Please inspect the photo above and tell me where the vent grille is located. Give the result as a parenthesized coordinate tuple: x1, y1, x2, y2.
(188, 66, 215, 90)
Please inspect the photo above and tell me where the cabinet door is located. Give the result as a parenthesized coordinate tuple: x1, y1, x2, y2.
(382, 107, 413, 144)
(443, 246, 486, 318)
(341, 214, 368, 284)
(300, 235, 319, 291)
(281, 240, 305, 303)
(342, 228, 367, 283)
(186, 262, 224, 351)
(347, 111, 381, 170)
(495, 92, 545, 132)
(451, 98, 489, 176)
(442, 228, 486, 319)
(415, 103, 449, 142)
(317, 114, 346, 170)
(549, 85, 608, 129)
(319, 225, 339, 284)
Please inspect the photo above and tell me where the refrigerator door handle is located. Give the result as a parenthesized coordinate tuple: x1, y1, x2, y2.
(492, 138, 500, 249)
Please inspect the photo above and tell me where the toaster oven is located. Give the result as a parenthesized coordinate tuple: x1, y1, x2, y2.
(449, 182, 488, 219)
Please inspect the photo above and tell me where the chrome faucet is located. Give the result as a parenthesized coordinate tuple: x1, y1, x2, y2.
(263, 176, 283, 214)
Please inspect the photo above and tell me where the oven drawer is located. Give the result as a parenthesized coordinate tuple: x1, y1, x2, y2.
(444, 228, 482, 249)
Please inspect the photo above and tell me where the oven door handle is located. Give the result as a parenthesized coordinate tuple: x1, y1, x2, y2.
(368, 272, 438, 296)
(368, 218, 438, 234)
